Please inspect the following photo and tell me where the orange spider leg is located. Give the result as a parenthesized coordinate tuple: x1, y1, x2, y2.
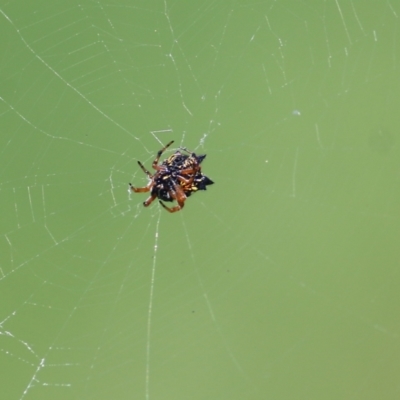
(175, 164, 200, 189)
(179, 165, 200, 176)
(143, 193, 158, 207)
(176, 173, 196, 188)
(129, 183, 157, 207)
(159, 184, 187, 213)
(129, 182, 152, 193)
(129, 161, 154, 193)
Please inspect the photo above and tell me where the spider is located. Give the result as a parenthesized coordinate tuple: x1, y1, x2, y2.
(129, 140, 214, 213)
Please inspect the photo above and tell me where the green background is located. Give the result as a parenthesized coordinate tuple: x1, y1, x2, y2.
(1, 1, 399, 399)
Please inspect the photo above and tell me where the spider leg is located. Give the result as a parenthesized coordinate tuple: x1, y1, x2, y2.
(176, 173, 196, 186)
(180, 148, 206, 165)
(137, 161, 153, 178)
(172, 165, 200, 192)
(159, 185, 186, 213)
(152, 140, 174, 171)
(129, 182, 152, 193)
(178, 165, 200, 176)
(129, 160, 154, 193)
(179, 146, 194, 156)
(159, 200, 185, 213)
(143, 193, 157, 207)
(129, 181, 156, 207)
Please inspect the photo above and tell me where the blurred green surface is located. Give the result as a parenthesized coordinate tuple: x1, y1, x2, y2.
(1, 2, 399, 399)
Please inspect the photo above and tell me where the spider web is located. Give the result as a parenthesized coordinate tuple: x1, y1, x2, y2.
(1, 1, 399, 399)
